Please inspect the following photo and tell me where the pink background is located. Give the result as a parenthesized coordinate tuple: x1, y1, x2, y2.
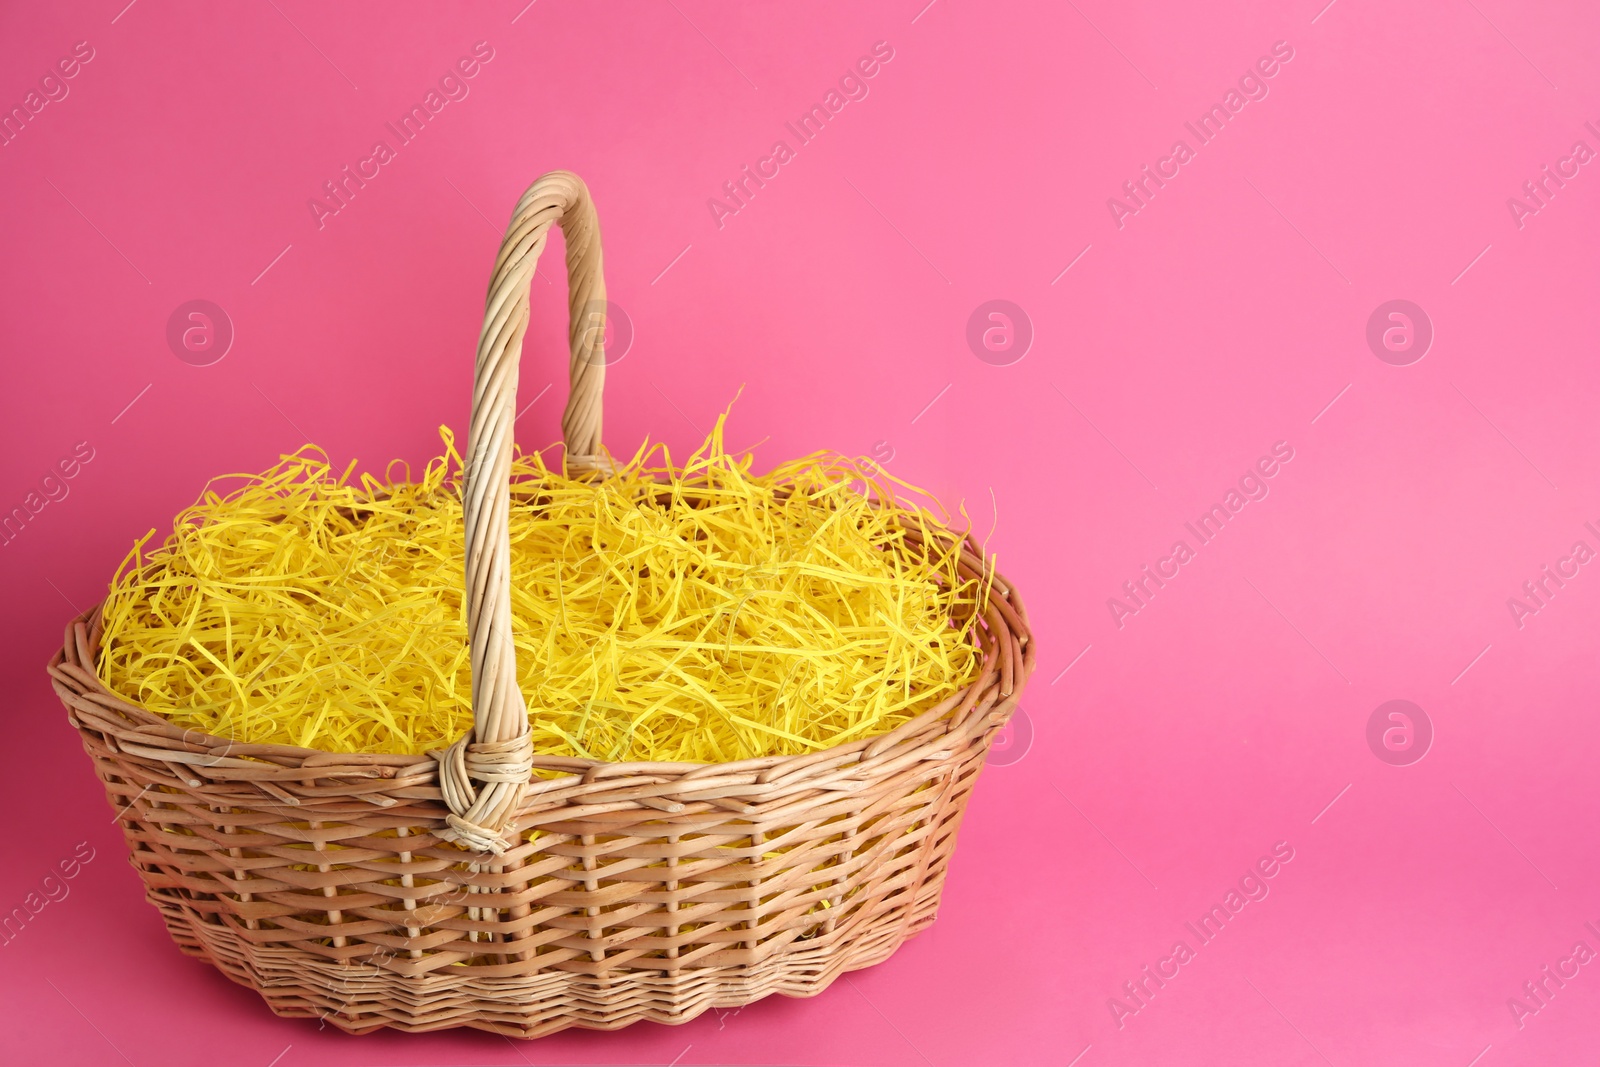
(3, 1, 1599, 1064)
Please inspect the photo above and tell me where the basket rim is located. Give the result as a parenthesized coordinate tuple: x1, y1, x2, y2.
(54, 562, 1034, 786)
(73, 474, 1033, 784)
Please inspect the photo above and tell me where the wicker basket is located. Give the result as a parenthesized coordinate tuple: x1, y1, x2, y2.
(46, 171, 1036, 1038)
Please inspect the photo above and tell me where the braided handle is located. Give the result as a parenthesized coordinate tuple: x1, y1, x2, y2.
(432, 171, 608, 854)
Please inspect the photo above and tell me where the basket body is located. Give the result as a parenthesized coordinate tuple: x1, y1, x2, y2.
(50, 582, 1033, 1038)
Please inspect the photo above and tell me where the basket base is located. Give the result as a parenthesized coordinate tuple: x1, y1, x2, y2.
(161, 889, 943, 1038)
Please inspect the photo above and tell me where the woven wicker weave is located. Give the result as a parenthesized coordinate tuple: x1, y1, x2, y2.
(47, 171, 1036, 1038)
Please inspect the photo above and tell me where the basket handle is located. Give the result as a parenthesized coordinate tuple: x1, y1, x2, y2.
(431, 170, 608, 855)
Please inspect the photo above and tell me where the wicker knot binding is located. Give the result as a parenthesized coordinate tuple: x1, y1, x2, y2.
(429, 734, 536, 855)
(565, 453, 616, 477)
(48, 167, 1036, 1039)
